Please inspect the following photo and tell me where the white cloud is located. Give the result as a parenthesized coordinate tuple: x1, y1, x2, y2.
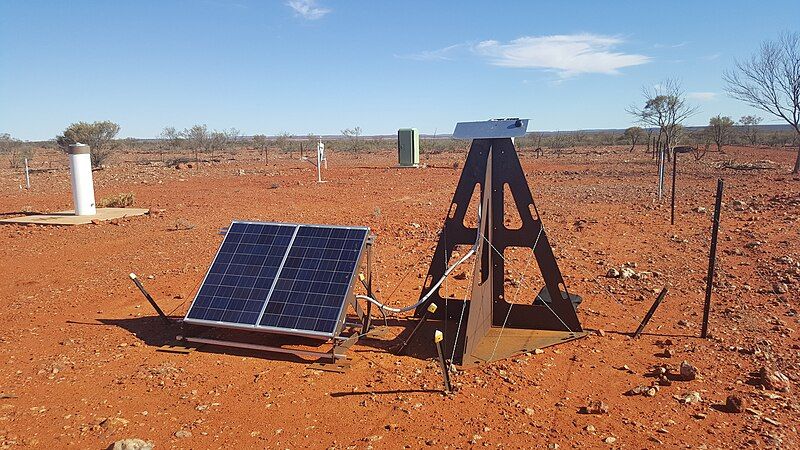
(397, 44, 465, 61)
(287, 0, 330, 20)
(687, 92, 717, 101)
(473, 34, 650, 77)
(404, 34, 650, 77)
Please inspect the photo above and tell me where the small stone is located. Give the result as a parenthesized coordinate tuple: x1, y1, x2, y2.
(725, 394, 745, 413)
(524, 408, 535, 416)
(585, 424, 596, 432)
(763, 417, 782, 426)
(595, 329, 606, 337)
(604, 436, 617, 444)
(694, 207, 706, 213)
(679, 361, 698, 381)
(100, 417, 129, 429)
(758, 367, 791, 392)
(174, 430, 192, 438)
(773, 283, 789, 294)
(581, 400, 609, 415)
(605, 268, 620, 278)
(112, 439, 154, 450)
(620, 267, 637, 279)
(677, 392, 702, 404)
(693, 413, 707, 420)
(533, 348, 545, 355)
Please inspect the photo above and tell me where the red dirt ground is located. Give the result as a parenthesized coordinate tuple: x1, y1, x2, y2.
(0, 145, 798, 449)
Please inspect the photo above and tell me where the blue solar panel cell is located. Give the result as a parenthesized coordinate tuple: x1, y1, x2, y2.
(257, 225, 368, 334)
(185, 222, 295, 325)
(185, 221, 368, 338)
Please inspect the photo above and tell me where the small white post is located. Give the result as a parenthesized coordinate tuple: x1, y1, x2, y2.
(317, 139, 325, 182)
(24, 158, 30, 189)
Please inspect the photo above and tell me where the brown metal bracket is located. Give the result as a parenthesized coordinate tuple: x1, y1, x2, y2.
(414, 137, 586, 366)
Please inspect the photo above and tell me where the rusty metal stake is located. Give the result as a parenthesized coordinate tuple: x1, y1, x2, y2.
(129, 273, 172, 325)
(434, 330, 452, 393)
(633, 287, 668, 338)
(396, 303, 437, 355)
(701, 179, 724, 339)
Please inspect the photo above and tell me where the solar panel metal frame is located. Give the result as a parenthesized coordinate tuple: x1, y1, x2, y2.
(183, 220, 369, 340)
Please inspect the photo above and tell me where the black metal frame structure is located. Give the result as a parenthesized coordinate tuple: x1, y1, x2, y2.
(415, 126, 586, 366)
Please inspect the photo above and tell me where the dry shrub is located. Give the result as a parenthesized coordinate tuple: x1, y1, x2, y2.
(98, 193, 135, 208)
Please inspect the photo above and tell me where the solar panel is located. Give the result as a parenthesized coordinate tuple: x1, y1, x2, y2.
(452, 119, 529, 139)
(184, 221, 369, 338)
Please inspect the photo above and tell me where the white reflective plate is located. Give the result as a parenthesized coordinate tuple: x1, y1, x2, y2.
(452, 119, 529, 139)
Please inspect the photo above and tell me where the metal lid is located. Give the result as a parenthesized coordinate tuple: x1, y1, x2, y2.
(68, 143, 90, 155)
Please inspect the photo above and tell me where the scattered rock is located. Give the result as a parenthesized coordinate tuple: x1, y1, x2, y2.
(626, 385, 658, 397)
(773, 282, 789, 294)
(732, 200, 748, 211)
(676, 392, 702, 404)
(758, 367, 791, 392)
(619, 267, 637, 279)
(605, 268, 620, 278)
(595, 329, 606, 337)
(174, 430, 192, 438)
(580, 400, 609, 415)
(763, 417, 782, 426)
(679, 361, 698, 381)
(100, 417, 129, 429)
(725, 394, 745, 413)
(112, 439, 154, 450)
(603, 436, 617, 444)
(694, 207, 706, 213)
(524, 407, 535, 416)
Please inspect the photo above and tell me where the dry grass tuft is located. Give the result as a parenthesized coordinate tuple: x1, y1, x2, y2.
(98, 193, 135, 208)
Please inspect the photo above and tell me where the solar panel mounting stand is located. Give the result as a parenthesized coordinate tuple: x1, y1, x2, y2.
(414, 119, 587, 367)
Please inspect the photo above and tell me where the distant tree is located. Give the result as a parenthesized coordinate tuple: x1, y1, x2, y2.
(708, 115, 735, 152)
(252, 134, 270, 163)
(622, 126, 644, 152)
(275, 132, 295, 155)
(688, 127, 712, 161)
(738, 115, 763, 146)
(224, 128, 241, 152)
(183, 124, 210, 163)
(158, 126, 183, 162)
(0, 133, 33, 168)
(209, 131, 227, 160)
(55, 120, 120, 167)
(628, 79, 698, 159)
(724, 32, 800, 174)
(341, 126, 362, 152)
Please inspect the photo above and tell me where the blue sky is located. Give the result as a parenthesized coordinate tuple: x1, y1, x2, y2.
(1, 0, 798, 140)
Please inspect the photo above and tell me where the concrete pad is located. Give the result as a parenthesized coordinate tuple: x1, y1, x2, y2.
(0, 208, 149, 226)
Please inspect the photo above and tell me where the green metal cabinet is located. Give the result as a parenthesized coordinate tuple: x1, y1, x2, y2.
(397, 128, 419, 167)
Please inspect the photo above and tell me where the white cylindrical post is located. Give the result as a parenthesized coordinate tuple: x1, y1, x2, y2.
(316, 143, 322, 183)
(68, 143, 96, 215)
(24, 158, 30, 189)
